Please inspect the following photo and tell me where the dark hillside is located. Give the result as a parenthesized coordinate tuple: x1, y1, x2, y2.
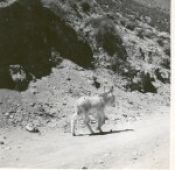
(0, 0, 93, 90)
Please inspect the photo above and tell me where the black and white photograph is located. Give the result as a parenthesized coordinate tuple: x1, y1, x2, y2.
(0, 0, 172, 169)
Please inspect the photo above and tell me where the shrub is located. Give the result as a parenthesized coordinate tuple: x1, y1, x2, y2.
(120, 20, 126, 27)
(157, 38, 164, 47)
(95, 18, 127, 60)
(126, 22, 135, 31)
(161, 58, 170, 69)
(126, 71, 157, 93)
(137, 30, 144, 39)
(164, 48, 170, 56)
(80, 1, 91, 13)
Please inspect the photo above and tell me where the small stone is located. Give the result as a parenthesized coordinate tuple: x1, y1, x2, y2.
(48, 111, 56, 117)
(31, 84, 36, 88)
(46, 120, 51, 123)
(0, 141, 4, 145)
(91, 76, 100, 89)
(63, 102, 67, 106)
(5, 112, 10, 116)
(122, 114, 128, 118)
(82, 166, 88, 169)
(31, 89, 38, 95)
(99, 160, 104, 164)
(68, 88, 73, 93)
(75, 67, 85, 71)
(132, 157, 138, 160)
(25, 124, 40, 133)
(128, 101, 134, 105)
(9, 110, 15, 113)
(32, 91, 37, 95)
(9, 115, 14, 119)
(5, 146, 11, 150)
(16, 104, 20, 107)
(30, 103, 36, 107)
(104, 153, 110, 157)
(145, 16, 151, 23)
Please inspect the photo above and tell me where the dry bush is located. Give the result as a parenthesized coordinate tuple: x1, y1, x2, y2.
(126, 22, 136, 31)
(161, 58, 170, 69)
(80, 0, 91, 13)
(126, 71, 157, 93)
(94, 17, 127, 59)
(136, 29, 144, 39)
(157, 38, 164, 47)
(164, 47, 170, 56)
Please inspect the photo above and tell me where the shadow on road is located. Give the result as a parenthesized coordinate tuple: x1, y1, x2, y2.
(76, 129, 134, 137)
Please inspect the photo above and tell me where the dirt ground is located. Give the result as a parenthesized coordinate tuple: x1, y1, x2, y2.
(0, 108, 169, 169)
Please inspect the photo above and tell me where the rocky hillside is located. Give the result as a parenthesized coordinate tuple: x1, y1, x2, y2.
(0, 0, 170, 130)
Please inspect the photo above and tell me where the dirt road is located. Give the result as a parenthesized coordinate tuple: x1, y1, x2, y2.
(0, 112, 169, 169)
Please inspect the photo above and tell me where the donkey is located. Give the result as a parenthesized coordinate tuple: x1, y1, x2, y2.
(71, 86, 115, 136)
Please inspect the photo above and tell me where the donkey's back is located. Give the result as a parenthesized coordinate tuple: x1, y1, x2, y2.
(76, 95, 105, 114)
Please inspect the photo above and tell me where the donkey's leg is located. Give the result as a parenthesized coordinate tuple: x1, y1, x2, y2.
(71, 113, 78, 136)
(97, 116, 103, 133)
(97, 111, 105, 133)
(84, 115, 94, 134)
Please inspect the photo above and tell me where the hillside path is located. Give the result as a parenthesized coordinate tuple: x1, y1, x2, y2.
(0, 113, 169, 169)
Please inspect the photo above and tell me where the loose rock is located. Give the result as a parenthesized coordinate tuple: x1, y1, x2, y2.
(5, 112, 10, 116)
(25, 124, 40, 133)
(99, 160, 104, 164)
(63, 102, 67, 106)
(0, 141, 4, 145)
(82, 166, 88, 169)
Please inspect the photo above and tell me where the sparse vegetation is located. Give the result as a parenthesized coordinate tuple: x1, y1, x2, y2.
(164, 47, 170, 56)
(80, 0, 91, 13)
(161, 58, 170, 69)
(0, 0, 170, 138)
(136, 30, 145, 39)
(157, 38, 164, 47)
(126, 22, 136, 31)
(126, 71, 157, 93)
(95, 18, 127, 59)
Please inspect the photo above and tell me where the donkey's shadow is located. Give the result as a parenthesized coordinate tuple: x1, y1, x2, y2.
(76, 129, 134, 137)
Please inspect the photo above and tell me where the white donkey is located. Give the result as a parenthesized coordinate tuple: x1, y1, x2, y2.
(71, 86, 115, 136)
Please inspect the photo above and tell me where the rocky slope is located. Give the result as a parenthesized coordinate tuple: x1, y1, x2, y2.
(0, 0, 170, 130)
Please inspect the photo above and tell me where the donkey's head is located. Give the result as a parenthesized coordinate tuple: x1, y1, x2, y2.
(102, 86, 115, 107)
